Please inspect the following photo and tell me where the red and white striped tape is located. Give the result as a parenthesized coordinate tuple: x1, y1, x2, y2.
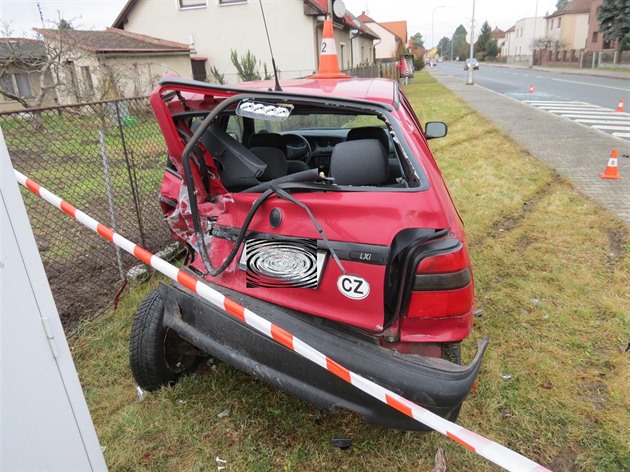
(14, 169, 551, 472)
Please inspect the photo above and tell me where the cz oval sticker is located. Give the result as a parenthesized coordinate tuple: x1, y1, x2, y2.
(337, 274, 370, 300)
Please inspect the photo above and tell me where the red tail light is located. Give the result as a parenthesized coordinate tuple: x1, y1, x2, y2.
(407, 246, 473, 319)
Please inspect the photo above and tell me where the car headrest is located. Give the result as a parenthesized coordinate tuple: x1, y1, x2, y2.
(331, 139, 389, 186)
(247, 133, 287, 156)
(346, 126, 390, 153)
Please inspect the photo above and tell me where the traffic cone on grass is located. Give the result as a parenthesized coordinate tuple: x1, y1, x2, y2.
(616, 99, 625, 113)
(528, 84, 535, 94)
(600, 149, 622, 180)
(309, 18, 351, 79)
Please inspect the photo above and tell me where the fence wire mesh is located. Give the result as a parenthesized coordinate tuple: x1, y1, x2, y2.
(1, 97, 172, 332)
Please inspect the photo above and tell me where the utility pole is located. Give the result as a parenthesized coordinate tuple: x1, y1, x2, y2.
(529, 0, 539, 68)
(466, 0, 476, 85)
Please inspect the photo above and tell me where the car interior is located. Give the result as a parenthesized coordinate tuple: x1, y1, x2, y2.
(176, 105, 411, 193)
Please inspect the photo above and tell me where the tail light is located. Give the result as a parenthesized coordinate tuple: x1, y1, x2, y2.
(407, 245, 473, 319)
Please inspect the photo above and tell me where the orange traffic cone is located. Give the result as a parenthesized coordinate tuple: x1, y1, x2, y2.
(528, 84, 535, 94)
(616, 99, 624, 112)
(309, 19, 351, 79)
(600, 149, 622, 180)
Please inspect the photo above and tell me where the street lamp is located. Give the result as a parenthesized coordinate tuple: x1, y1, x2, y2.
(466, 0, 476, 85)
(432, 5, 445, 52)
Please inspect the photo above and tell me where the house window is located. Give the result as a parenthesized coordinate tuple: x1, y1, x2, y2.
(0, 73, 33, 100)
(191, 58, 207, 81)
(557, 18, 561, 28)
(592, 32, 598, 43)
(340, 43, 345, 70)
(218, 0, 247, 5)
(81, 66, 94, 97)
(178, 0, 206, 9)
(550, 19, 553, 29)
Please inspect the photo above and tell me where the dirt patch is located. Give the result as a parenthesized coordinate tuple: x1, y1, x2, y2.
(581, 379, 610, 410)
(490, 175, 560, 236)
(605, 226, 628, 274)
(548, 450, 585, 472)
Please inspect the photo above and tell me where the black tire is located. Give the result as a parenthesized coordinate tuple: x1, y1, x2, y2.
(129, 288, 202, 391)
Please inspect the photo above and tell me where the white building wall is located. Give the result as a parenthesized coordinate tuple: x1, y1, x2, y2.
(364, 22, 398, 61)
(506, 17, 546, 63)
(121, 0, 318, 83)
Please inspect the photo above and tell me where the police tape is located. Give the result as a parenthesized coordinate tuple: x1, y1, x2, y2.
(14, 169, 551, 472)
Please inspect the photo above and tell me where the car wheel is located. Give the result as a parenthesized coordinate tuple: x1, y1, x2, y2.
(129, 288, 203, 391)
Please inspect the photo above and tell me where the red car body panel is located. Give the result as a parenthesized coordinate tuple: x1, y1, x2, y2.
(152, 76, 474, 344)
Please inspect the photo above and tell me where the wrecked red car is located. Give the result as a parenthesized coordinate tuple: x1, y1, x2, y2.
(129, 74, 487, 430)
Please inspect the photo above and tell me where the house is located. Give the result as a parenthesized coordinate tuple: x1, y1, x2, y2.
(33, 28, 192, 105)
(0, 38, 57, 113)
(112, 0, 378, 83)
(357, 13, 407, 62)
(585, 0, 618, 51)
(544, 0, 592, 51)
(503, 17, 546, 63)
(491, 27, 506, 57)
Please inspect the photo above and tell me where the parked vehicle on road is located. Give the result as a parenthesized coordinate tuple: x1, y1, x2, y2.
(464, 58, 480, 71)
(130, 72, 487, 431)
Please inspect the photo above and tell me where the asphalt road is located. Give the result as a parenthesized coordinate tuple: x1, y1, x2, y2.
(434, 61, 629, 108)
(427, 68, 630, 224)
(432, 62, 630, 141)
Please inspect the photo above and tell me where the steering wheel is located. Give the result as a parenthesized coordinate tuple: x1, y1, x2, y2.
(283, 133, 312, 166)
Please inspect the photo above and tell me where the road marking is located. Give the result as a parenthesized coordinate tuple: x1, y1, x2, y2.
(552, 77, 629, 91)
(592, 124, 630, 131)
(522, 100, 630, 141)
(558, 113, 628, 123)
(575, 119, 630, 125)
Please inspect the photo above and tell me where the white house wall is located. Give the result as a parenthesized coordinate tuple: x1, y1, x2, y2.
(506, 17, 546, 63)
(100, 55, 193, 97)
(365, 22, 397, 60)
(121, 0, 318, 83)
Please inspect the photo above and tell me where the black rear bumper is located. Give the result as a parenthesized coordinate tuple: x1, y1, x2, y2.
(158, 281, 488, 431)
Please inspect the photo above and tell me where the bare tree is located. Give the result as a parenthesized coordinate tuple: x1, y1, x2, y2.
(0, 19, 90, 109)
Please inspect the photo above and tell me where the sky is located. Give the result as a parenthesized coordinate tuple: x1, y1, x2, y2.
(2, 0, 559, 47)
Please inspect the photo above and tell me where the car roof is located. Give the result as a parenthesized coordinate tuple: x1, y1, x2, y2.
(159, 77, 399, 108)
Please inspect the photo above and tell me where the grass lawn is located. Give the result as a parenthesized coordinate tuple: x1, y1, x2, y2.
(71, 74, 630, 471)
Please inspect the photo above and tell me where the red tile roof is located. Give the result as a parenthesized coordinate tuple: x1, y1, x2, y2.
(33, 28, 191, 54)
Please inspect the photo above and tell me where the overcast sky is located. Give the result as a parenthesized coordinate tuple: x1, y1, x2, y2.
(3, 0, 558, 47)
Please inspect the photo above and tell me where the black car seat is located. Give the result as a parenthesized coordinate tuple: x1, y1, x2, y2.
(330, 139, 389, 186)
(248, 133, 309, 174)
(346, 126, 401, 182)
(248, 147, 287, 181)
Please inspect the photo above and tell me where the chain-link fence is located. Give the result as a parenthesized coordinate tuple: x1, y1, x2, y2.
(1, 97, 172, 332)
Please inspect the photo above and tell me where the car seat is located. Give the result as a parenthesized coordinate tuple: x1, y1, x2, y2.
(330, 139, 389, 186)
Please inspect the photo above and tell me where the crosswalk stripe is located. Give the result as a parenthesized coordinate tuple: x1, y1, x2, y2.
(559, 113, 629, 119)
(592, 124, 630, 131)
(575, 119, 630, 125)
(522, 100, 630, 141)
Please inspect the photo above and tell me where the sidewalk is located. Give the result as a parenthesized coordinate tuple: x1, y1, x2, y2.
(428, 69, 630, 225)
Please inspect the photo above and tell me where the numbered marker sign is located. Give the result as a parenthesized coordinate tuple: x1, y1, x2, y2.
(321, 37, 337, 56)
(337, 274, 370, 300)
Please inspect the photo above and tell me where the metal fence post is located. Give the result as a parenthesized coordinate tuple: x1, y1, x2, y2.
(99, 124, 125, 281)
(114, 100, 147, 248)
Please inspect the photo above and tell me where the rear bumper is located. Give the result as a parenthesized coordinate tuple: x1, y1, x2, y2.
(159, 281, 488, 431)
